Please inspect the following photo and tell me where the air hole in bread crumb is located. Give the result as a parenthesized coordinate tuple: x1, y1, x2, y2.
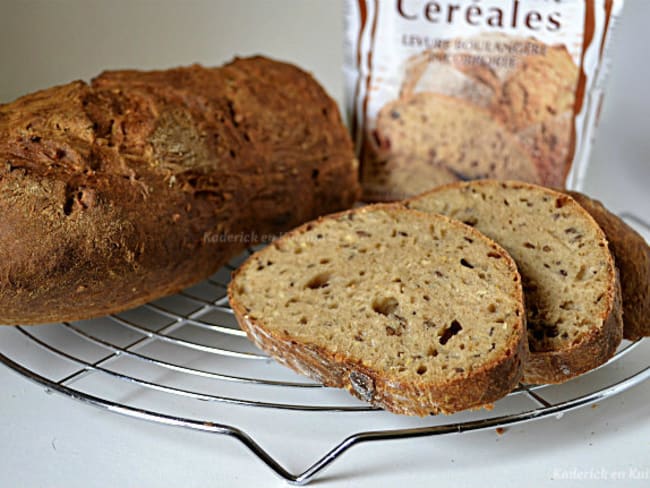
(439, 320, 463, 345)
(299, 317, 307, 325)
(319, 258, 330, 265)
(487, 252, 501, 259)
(462, 218, 477, 227)
(560, 300, 574, 310)
(487, 303, 497, 313)
(372, 296, 399, 316)
(427, 346, 438, 357)
(306, 272, 331, 289)
(460, 258, 474, 269)
(416, 365, 427, 375)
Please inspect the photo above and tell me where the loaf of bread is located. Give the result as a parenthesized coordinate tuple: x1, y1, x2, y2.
(0, 56, 360, 325)
(407, 180, 623, 384)
(369, 93, 540, 200)
(565, 191, 650, 341)
(228, 204, 527, 416)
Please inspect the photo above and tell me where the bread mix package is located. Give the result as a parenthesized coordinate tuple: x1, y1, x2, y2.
(343, 0, 624, 201)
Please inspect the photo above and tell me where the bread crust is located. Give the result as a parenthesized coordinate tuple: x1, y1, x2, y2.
(228, 204, 528, 416)
(521, 269, 623, 384)
(565, 191, 650, 341)
(406, 180, 624, 384)
(0, 57, 360, 325)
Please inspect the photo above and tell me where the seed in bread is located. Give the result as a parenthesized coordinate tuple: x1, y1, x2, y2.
(407, 180, 623, 384)
(228, 204, 528, 416)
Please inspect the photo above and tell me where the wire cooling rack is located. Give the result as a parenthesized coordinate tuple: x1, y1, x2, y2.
(0, 213, 649, 485)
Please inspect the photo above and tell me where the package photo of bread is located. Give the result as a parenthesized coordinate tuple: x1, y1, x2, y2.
(1, 1, 649, 487)
(345, 2, 618, 201)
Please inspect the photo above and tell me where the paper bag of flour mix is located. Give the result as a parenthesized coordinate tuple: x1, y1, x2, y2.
(343, 0, 624, 201)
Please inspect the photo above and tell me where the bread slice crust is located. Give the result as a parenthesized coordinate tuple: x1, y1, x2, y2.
(565, 191, 650, 341)
(229, 204, 528, 416)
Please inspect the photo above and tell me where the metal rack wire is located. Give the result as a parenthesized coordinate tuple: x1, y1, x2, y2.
(1, 213, 649, 485)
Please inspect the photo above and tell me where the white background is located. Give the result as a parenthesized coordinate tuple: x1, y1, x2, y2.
(1, 1, 649, 487)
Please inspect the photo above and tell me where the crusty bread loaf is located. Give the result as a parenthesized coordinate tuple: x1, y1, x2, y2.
(228, 204, 528, 416)
(367, 93, 540, 200)
(0, 56, 360, 325)
(407, 180, 623, 384)
(565, 191, 650, 340)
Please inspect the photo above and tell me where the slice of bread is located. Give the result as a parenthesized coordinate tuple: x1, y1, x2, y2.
(566, 191, 650, 340)
(407, 181, 623, 384)
(372, 93, 540, 200)
(228, 204, 527, 416)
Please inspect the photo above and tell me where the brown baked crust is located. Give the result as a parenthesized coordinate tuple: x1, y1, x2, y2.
(565, 191, 650, 340)
(0, 57, 360, 325)
(406, 180, 624, 384)
(522, 270, 623, 384)
(228, 204, 528, 416)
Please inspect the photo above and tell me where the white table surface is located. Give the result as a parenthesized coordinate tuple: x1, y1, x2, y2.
(1, 1, 649, 487)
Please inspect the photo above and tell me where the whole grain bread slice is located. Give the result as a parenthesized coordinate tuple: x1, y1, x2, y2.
(565, 191, 650, 340)
(228, 204, 527, 416)
(407, 180, 623, 384)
